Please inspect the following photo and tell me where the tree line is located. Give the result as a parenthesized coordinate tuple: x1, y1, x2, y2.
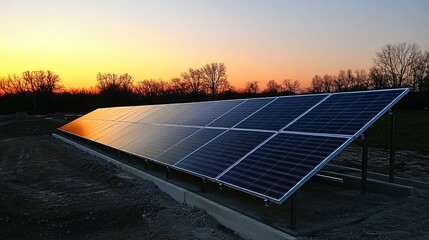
(1, 43, 428, 113)
(308, 43, 429, 93)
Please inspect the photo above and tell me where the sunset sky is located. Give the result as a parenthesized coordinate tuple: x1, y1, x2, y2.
(1, 0, 428, 90)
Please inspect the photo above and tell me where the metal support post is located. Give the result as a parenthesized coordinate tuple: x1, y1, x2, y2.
(389, 110, 396, 183)
(361, 133, 368, 194)
(201, 178, 206, 192)
(290, 193, 297, 230)
(166, 167, 171, 179)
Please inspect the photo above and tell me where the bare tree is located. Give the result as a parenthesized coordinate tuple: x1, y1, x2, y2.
(244, 81, 259, 95)
(0, 74, 27, 95)
(170, 77, 188, 94)
(282, 79, 300, 94)
(352, 69, 369, 90)
(372, 43, 423, 88)
(335, 70, 350, 91)
(182, 68, 205, 95)
(265, 80, 282, 94)
(421, 51, 429, 92)
(322, 75, 335, 92)
(135, 79, 168, 96)
(409, 50, 429, 92)
(369, 67, 388, 89)
(310, 75, 324, 93)
(0, 70, 62, 95)
(218, 79, 235, 94)
(202, 62, 227, 97)
(96, 72, 133, 95)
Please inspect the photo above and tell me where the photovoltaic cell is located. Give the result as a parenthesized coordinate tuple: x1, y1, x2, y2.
(176, 130, 273, 178)
(61, 119, 103, 139)
(165, 101, 216, 125)
(181, 100, 244, 126)
(95, 122, 133, 145)
(218, 133, 348, 200)
(83, 120, 116, 140)
(120, 106, 154, 122)
(208, 98, 273, 128)
(91, 121, 132, 142)
(155, 128, 226, 165)
(136, 105, 167, 122)
(107, 123, 155, 149)
(121, 125, 173, 154)
(235, 94, 327, 131)
(139, 104, 183, 124)
(135, 127, 199, 159)
(285, 89, 406, 136)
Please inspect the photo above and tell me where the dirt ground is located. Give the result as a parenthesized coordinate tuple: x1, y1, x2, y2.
(1, 115, 428, 240)
(0, 115, 241, 240)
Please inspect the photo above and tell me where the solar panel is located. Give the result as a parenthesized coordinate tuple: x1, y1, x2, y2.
(181, 100, 244, 126)
(217, 133, 350, 201)
(235, 94, 328, 131)
(208, 98, 274, 128)
(107, 123, 155, 149)
(95, 121, 133, 145)
(139, 104, 183, 124)
(92, 121, 132, 142)
(175, 130, 273, 178)
(58, 88, 409, 204)
(155, 128, 226, 165)
(285, 89, 407, 136)
(129, 126, 199, 159)
(165, 101, 216, 125)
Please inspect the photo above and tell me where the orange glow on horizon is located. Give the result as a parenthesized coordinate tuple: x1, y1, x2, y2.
(1, 1, 427, 93)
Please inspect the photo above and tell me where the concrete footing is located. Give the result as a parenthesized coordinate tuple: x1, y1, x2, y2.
(53, 133, 295, 240)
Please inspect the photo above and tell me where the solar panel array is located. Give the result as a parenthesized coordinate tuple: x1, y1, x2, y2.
(59, 88, 409, 204)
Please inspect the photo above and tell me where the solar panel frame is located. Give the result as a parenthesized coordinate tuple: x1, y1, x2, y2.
(348, 88, 409, 138)
(283, 88, 410, 139)
(57, 88, 410, 204)
(216, 132, 352, 203)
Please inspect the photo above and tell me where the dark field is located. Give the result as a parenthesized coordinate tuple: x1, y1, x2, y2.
(0, 116, 241, 240)
(362, 109, 429, 155)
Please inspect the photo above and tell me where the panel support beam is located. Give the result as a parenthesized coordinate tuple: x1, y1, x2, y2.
(361, 133, 368, 194)
(166, 166, 171, 179)
(290, 193, 297, 230)
(389, 109, 396, 183)
(201, 178, 206, 192)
